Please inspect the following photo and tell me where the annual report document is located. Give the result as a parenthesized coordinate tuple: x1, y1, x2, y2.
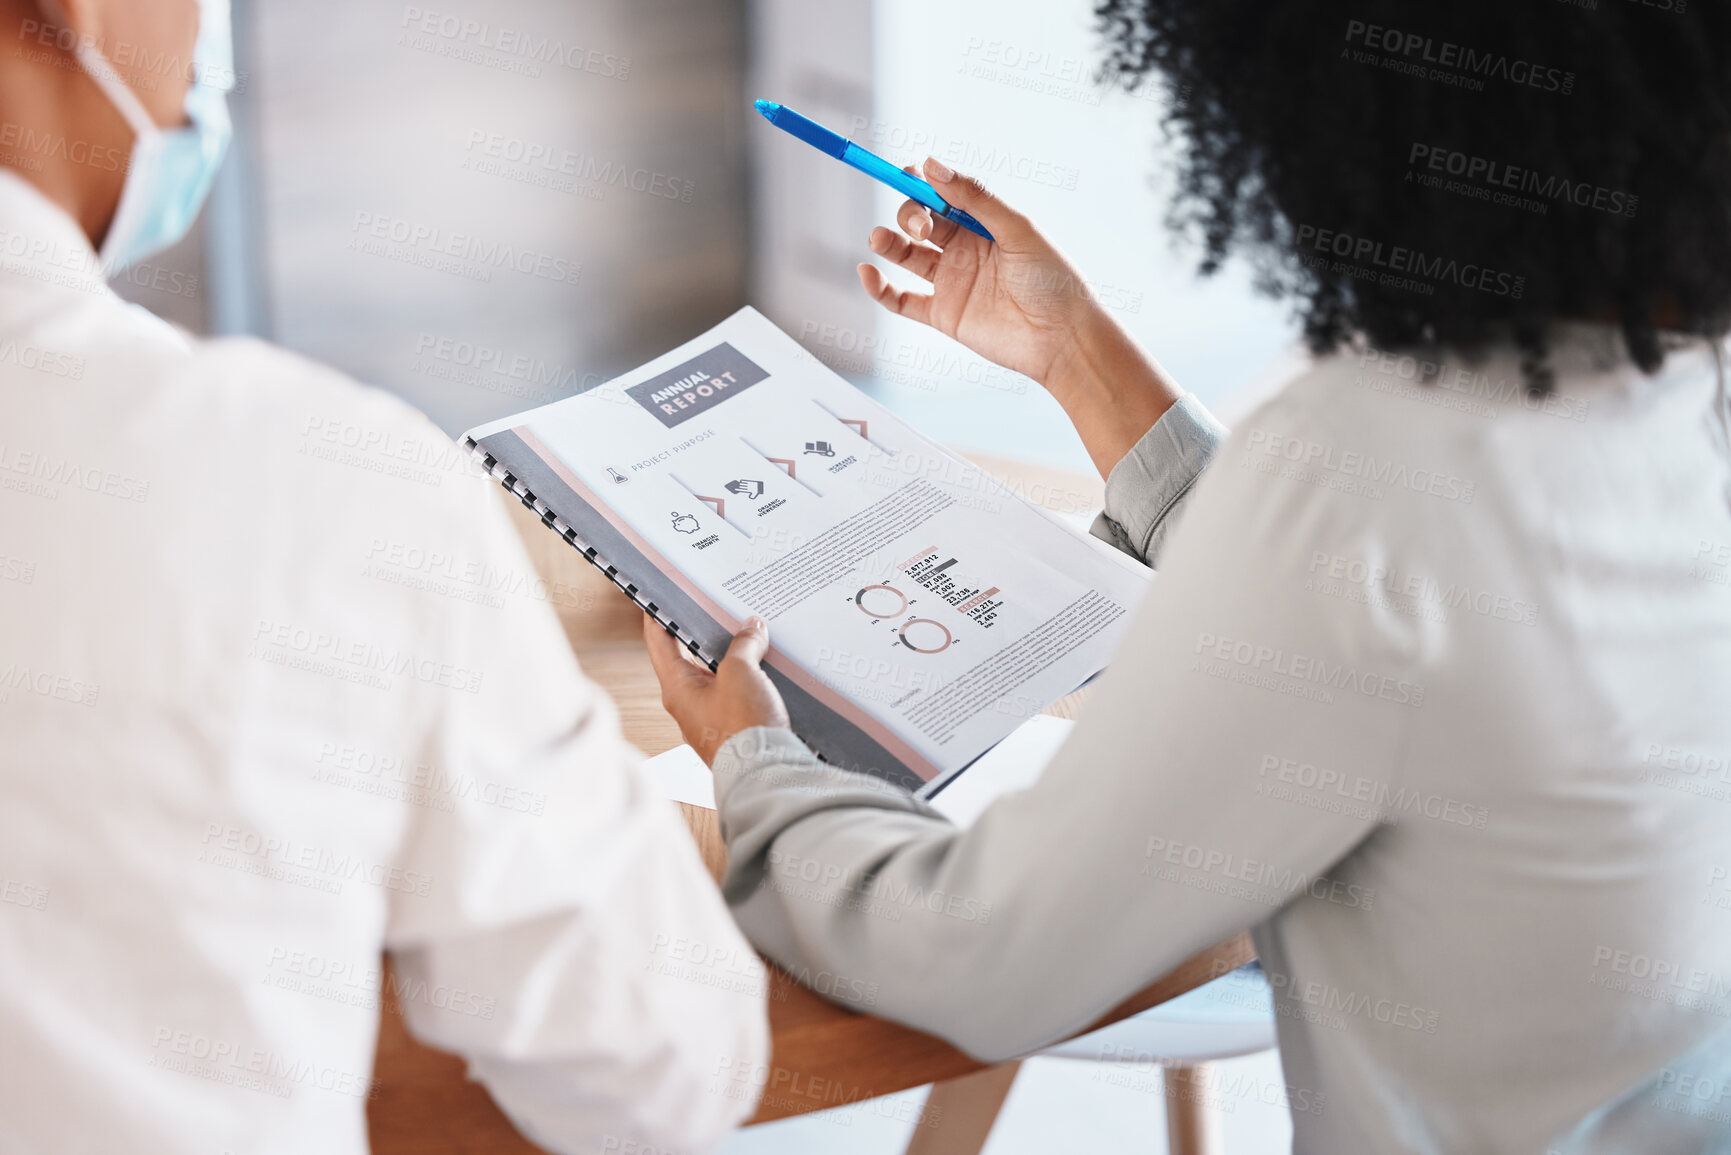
(464, 307, 1152, 795)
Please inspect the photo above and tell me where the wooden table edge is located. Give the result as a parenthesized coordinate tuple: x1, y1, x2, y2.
(369, 456, 1255, 1146)
(675, 800, 1255, 1125)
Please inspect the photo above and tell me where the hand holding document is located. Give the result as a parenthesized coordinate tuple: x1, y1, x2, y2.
(465, 308, 1150, 795)
(642, 613, 788, 766)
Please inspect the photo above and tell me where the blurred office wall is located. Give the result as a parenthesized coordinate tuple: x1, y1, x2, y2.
(149, 0, 751, 438)
(124, 0, 1297, 468)
(748, 0, 876, 363)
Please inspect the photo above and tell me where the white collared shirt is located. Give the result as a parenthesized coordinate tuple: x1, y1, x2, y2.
(0, 170, 766, 1155)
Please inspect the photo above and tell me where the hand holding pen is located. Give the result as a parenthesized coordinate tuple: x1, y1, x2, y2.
(756, 98, 1186, 478)
(857, 156, 1184, 481)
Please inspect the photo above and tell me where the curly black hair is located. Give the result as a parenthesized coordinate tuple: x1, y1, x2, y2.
(1096, 0, 1731, 379)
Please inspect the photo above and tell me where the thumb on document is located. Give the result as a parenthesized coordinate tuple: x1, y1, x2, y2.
(644, 614, 790, 766)
(723, 616, 770, 669)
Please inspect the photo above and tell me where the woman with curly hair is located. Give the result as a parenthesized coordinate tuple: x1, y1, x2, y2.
(649, 3, 1731, 1148)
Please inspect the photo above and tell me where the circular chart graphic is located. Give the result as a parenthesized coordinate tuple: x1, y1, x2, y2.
(854, 584, 908, 619)
(896, 618, 954, 654)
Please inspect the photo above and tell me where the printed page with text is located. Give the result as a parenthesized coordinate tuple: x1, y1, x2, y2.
(466, 307, 1151, 794)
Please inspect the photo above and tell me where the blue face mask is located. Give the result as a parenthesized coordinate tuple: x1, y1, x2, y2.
(73, 0, 234, 271)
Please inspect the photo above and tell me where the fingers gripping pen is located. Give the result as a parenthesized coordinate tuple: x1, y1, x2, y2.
(754, 99, 995, 242)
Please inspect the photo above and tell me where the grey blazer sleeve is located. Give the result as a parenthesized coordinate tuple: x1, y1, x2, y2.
(1088, 393, 1229, 566)
(711, 395, 1406, 1061)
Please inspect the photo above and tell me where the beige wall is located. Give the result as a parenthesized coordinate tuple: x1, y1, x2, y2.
(232, 0, 750, 436)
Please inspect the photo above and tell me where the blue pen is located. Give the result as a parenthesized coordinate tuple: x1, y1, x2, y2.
(754, 99, 994, 242)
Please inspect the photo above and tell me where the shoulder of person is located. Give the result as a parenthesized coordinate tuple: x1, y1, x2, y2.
(1220, 349, 1495, 500)
(1231, 349, 1478, 452)
(1165, 348, 1496, 591)
(191, 335, 447, 444)
(161, 335, 510, 543)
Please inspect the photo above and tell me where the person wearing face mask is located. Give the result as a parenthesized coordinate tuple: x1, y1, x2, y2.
(0, 2, 767, 1153)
